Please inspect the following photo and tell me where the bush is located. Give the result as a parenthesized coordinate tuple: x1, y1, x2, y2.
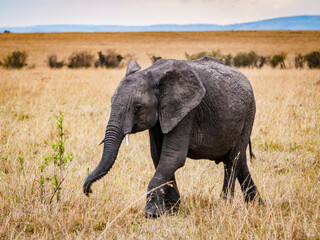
(67, 51, 93, 68)
(233, 52, 255, 68)
(95, 50, 123, 68)
(233, 51, 267, 68)
(294, 54, 305, 69)
(185, 50, 233, 66)
(48, 55, 65, 69)
(257, 56, 269, 68)
(185, 51, 207, 60)
(2, 51, 28, 69)
(186, 50, 224, 62)
(209, 50, 223, 61)
(151, 56, 162, 63)
(270, 52, 287, 69)
(304, 51, 320, 69)
(223, 54, 232, 66)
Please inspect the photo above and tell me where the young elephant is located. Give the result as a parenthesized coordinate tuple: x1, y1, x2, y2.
(83, 57, 261, 217)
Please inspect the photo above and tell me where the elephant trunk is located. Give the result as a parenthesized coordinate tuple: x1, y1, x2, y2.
(83, 122, 124, 196)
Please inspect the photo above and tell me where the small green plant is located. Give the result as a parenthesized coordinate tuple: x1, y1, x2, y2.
(151, 56, 162, 63)
(38, 156, 50, 202)
(2, 51, 28, 69)
(270, 52, 287, 69)
(67, 51, 93, 68)
(48, 55, 65, 69)
(304, 51, 320, 69)
(17, 156, 24, 169)
(38, 113, 73, 203)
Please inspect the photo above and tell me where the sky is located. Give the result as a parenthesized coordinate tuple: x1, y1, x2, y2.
(0, 0, 319, 27)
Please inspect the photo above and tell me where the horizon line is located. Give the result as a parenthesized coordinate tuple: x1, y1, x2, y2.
(0, 14, 318, 28)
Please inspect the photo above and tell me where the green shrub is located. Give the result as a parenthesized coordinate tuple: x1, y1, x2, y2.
(38, 113, 73, 203)
(270, 52, 287, 69)
(185, 51, 207, 60)
(151, 56, 162, 63)
(185, 50, 233, 66)
(2, 51, 28, 69)
(257, 56, 269, 68)
(67, 51, 93, 68)
(95, 50, 123, 68)
(304, 51, 320, 69)
(186, 50, 268, 68)
(209, 50, 223, 61)
(223, 54, 232, 66)
(48, 55, 65, 69)
(233, 52, 254, 67)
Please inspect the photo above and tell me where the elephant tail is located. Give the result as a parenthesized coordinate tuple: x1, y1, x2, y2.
(249, 139, 255, 160)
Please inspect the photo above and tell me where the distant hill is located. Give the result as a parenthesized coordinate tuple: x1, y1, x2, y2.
(1, 15, 319, 33)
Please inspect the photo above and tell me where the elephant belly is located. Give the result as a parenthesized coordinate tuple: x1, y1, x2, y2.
(187, 117, 244, 161)
(187, 127, 236, 161)
(187, 142, 231, 161)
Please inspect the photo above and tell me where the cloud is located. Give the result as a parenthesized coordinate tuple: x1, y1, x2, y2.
(0, 0, 319, 26)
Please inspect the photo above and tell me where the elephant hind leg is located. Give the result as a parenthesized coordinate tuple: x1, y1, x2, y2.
(237, 160, 261, 203)
(221, 148, 262, 204)
(221, 151, 241, 201)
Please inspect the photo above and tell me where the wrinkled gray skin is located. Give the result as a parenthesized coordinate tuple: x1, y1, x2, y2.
(83, 57, 261, 217)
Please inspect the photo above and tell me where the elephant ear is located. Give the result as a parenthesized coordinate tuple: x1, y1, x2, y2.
(156, 60, 206, 134)
(126, 60, 141, 76)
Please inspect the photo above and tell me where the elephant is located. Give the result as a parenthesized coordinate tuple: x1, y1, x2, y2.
(83, 57, 261, 217)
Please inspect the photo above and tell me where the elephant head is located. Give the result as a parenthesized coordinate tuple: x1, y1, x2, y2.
(83, 59, 206, 195)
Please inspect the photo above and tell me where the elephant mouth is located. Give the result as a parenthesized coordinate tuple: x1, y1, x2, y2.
(131, 121, 144, 133)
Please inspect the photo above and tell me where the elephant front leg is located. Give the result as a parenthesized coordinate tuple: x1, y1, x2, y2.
(145, 175, 181, 217)
(148, 122, 181, 216)
(164, 176, 181, 214)
(145, 168, 185, 217)
(145, 174, 170, 217)
(145, 117, 191, 217)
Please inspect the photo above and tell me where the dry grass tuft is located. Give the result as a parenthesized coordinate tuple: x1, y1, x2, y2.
(0, 31, 319, 239)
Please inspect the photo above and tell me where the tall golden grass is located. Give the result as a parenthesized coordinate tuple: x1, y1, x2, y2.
(0, 31, 319, 239)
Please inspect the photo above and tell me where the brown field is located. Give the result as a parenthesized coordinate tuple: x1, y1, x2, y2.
(0, 31, 319, 239)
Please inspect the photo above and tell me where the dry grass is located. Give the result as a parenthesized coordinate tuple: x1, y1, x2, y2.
(0, 32, 319, 239)
(1, 31, 320, 68)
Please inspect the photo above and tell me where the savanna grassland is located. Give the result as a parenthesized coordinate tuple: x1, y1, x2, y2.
(0, 31, 319, 239)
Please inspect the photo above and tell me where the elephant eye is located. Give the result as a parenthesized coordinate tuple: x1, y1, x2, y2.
(134, 105, 142, 113)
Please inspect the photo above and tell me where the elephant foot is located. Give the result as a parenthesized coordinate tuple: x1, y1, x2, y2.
(145, 201, 165, 218)
(165, 199, 180, 215)
(145, 199, 180, 218)
(220, 192, 234, 203)
(245, 192, 264, 206)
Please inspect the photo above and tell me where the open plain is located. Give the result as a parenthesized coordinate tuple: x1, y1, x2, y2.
(0, 31, 319, 239)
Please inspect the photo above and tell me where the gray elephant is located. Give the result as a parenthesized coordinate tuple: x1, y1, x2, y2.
(83, 57, 261, 217)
